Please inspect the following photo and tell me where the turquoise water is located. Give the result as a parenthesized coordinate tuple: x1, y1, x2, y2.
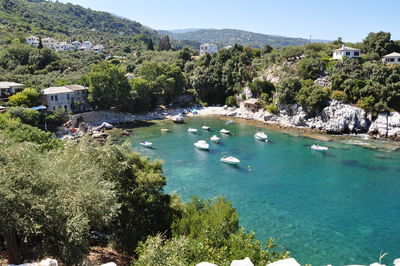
(126, 117, 400, 265)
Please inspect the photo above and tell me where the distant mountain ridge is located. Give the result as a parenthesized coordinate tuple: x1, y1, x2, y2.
(158, 28, 310, 48)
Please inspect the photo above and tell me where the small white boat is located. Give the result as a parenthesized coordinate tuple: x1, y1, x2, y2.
(188, 127, 198, 133)
(160, 128, 170, 132)
(225, 120, 233, 124)
(220, 129, 230, 134)
(201, 126, 210, 130)
(220, 156, 240, 165)
(254, 132, 268, 141)
(140, 141, 153, 147)
(210, 135, 220, 143)
(194, 140, 209, 150)
(311, 144, 328, 151)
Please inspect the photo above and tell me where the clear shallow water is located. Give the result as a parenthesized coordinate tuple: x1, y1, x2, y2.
(126, 117, 400, 265)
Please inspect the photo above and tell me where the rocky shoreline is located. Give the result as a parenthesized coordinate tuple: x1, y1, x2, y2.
(59, 101, 400, 150)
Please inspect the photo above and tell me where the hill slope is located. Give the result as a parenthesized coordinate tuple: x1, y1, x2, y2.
(158, 28, 309, 48)
(0, 0, 156, 43)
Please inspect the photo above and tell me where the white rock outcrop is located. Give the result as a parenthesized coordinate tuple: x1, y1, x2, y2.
(319, 100, 369, 133)
(369, 112, 400, 140)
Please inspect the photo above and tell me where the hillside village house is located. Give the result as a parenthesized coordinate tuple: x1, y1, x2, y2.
(0, 82, 24, 98)
(200, 43, 218, 55)
(333, 44, 361, 60)
(41, 85, 89, 112)
(26, 35, 39, 47)
(26, 35, 103, 53)
(382, 52, 400, 64)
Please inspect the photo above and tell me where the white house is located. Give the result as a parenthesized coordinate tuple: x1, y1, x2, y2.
(42, 37, 58, 49)
(200, 43, 218, 55)
(71, 41, 82, 48)
(41, 85, 88, 112)
(382, 52, 400, 64)
(83, 41, 93, 49)
(0, 82, 24, 98)
(26, 35, 39, 47)
(333, 44, 361, 60)
(77, 46, 91, 52)
(92, 45, 105, 53)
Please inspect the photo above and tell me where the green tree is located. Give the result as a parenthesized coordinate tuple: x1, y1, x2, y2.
(297, 57, 326, 80)
(147, 39, 155, 51)
(157, 35, 171, 51)
(6, 106, 40, 126)
(129, 78, 153, 112)
(295, 83, 330, 115)
(275, 77, 302, 105)
(88, 62, 131, 110)
(0, 138, 119, 264)
(362, 31, 394, 57)
(249, 80, 275, 97)
(8, 88, 40, 107)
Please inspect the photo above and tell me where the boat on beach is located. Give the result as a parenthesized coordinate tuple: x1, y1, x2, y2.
(140, 141, 153, 147)
(220, 129, 230, 134)
(210, 135, 220, 143)
(220, 156, 240, 165)
(188, 127, 198, 133)
(254, 131, 268, 141)
(311, 144, 328, 151)
(194, 140, 210, 150)
(202, 126, 210, 130)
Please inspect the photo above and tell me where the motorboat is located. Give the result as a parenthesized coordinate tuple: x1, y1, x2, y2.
(220, 129, 230, 134)
(194, 140, 209, 150)
(140, 141, 153, 147)
(220, 156, 240, 165)
(254, 132, 268, 141)
(160, 128, 170, 132)
(225, 120, 233, 125)
(201, 126, 210, 130)
(210, 135, 220, 143)
(188, 127, 198, 133)
(311, 144, 328, 151)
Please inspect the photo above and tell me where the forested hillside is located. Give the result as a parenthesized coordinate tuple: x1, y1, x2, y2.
(158, 28, 310, 48)
(0, 0, 156, 46)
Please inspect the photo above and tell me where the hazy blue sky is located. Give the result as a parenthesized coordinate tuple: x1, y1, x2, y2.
(59, 0, 400, 42)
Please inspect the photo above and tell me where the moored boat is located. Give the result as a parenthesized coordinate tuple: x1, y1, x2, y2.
(140, 141, 153, 147)
(254, 132, 268, 141)
(188, 127, 198, 133)
(220, 156, 240, 165)
(220, 129, 230, 134)
(311, 144, 328, 151)
(194, 140, 209, 150)
(201, 126, 210, 130)
(210, 135, 220, 143)
(160, 128, 170, 132)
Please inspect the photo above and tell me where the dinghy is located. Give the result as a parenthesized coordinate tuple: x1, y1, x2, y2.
(201, 126, 210, 130)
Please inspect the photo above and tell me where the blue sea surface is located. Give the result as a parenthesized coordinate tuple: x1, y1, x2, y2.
(126, 117, 400, 265)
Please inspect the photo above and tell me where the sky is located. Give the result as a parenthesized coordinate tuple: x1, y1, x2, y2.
(59, 0, 400, 42)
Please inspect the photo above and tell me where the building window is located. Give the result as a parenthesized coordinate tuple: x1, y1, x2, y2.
(51, 95, 54, 101)
(67, 94, 70, 100)
(354, 52, 360, 56)
(55, 95, 58, 101)
(53, 107, 56, 111)
(398, 58, 400, 62)
(389, 58, 395, 62)
(346, 52, 351, 56)
(64, 105, 68, 110)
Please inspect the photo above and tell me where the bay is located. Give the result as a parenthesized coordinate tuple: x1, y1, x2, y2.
(124, 116, 400, 265)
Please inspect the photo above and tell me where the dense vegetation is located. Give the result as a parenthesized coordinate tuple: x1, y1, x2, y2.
(0, 109, 289, 265)
(159, 29, 309, 48)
